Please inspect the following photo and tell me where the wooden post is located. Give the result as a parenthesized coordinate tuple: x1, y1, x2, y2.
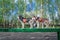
(57, 32, 60, 40)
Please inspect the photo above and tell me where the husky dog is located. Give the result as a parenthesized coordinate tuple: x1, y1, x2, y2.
(17, 15, 35, 28)
(36, 17, 49, 28)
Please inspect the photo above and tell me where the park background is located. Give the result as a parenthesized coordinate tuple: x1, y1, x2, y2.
(0, 0, 60, 28)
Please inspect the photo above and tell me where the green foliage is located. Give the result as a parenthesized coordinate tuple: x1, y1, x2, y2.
(0, 0, 60, 26)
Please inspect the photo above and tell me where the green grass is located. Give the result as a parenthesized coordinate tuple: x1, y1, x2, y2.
(0, 27, 60, 32)
(0, 26, 60, 32)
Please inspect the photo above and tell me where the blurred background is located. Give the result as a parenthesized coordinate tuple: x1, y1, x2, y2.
(0, 0, 59, 40)
(0, 0, 60, 28)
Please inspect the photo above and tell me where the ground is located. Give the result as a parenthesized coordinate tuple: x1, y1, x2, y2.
(0, 32, 57, 40)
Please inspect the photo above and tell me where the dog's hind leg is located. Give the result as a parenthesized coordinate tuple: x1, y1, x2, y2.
(29, 20, 33, 29)
(42, 23, 44, 28)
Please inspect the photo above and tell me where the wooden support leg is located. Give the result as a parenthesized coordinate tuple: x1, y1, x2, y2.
(57, 32, 60, 40)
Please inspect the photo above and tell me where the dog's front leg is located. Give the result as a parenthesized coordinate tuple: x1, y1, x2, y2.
(36, 21, 39, 28)
(30, 23, 33, 29)
(22, 22, 24, 29)
(19, 20, 24, 29)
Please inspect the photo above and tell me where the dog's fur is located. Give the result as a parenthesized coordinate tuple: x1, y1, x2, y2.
(17, 15, 50, 28)
(17, 15, 34, 28)
(36, 17, 49, 28)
